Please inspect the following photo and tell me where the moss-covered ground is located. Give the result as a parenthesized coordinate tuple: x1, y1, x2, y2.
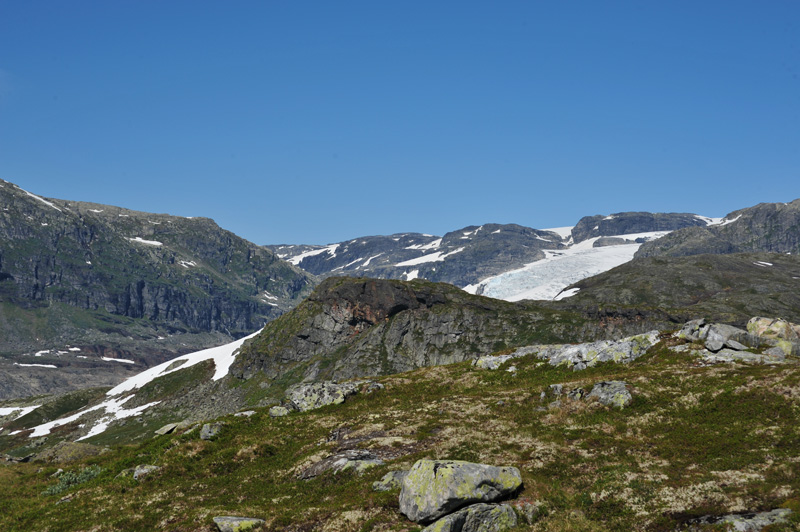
(1, 340, 799, 531)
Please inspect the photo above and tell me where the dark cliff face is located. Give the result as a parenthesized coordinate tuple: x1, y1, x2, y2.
(230, 277, 619, 387)
(571, 212, 708, 243)
(635, 200, 800, 258)
(0, 180, 314, 354)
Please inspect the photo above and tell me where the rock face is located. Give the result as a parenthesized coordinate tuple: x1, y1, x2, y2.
(636, 199, 800, 258)
(420, 503, 518, 532)
(284, 381, 361, 412)
(571, 212, 708, 244)
(231, 277, 607, 385)
(0, 179, 313, 399)
(399, 459, 523, 524)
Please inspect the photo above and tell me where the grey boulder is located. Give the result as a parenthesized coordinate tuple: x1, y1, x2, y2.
(372, 470, 408, 492)
(200, 422, 224, 440)
(420, 503, 518, 532)
(399, 459, 522, 524)
(587, 381, 632, 408)
(213, 516, 265, 531)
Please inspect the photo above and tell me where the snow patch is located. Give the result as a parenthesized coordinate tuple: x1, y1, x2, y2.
(107, 330, 261, 396)
(405, 238, 442, 251)
(405, 270, 420, 281)
(395, 247, 465, 267)
(0, 405, 41, 420)
(179, 260, 196, 268)
(286, 244, 340, 265)
(68, 347, 81, 352)
(754, 261, 773, 267)
(362, 253, 384, 267)
(128, 237, 163, 247)
(102, 357, 135, 364)
(20, 188, 62, 212)
(89, 209, 104, 213)
(14, 363, 57, 369)
(709, 215, 742, 227)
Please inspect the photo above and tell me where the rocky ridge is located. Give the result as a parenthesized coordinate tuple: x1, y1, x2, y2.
(635, 199, 800, 258)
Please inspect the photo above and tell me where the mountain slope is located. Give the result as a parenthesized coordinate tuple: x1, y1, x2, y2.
(635, 199, 800, 258)
(271, 213, 714, 301)
(0, 179, 314, 398)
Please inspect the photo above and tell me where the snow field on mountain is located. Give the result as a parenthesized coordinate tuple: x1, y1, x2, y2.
(464, 231, 670, 302)
(12, 330, 262, 441)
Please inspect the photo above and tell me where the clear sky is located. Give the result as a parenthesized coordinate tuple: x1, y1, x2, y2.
(1, 2, 798, 245)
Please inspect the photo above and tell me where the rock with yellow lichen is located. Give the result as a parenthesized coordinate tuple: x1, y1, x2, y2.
(420, 503, 518, 532)
(399, 459, 522, 524)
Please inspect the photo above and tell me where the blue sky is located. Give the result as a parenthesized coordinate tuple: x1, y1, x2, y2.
(1, 1, 798, 245)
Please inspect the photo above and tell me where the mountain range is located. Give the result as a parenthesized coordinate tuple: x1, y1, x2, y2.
(2, 181, 800, 530)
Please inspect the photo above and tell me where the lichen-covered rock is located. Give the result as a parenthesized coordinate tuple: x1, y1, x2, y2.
(154, 423, 178, 435)
(200, 422, 224, 440)
(420, 503, 517, 532)
(212, 515, 266, 532)
(474, 331, 658, 372)
(268, 406, 290, 418)
(399, 459, 523, 524)
(133, 464, 160, 480)
(285, 381, 360, 412)
(587, 381, 632, 408)
(373, 470, 408, 492)
(747, 317, 800, 343)
(298, 449, 383, 479)
(686, 508, 792, 531)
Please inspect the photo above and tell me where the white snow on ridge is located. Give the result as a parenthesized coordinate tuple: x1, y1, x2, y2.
(405, 238, 442, 251)
(128, 237, 163, 246)
(20, 188, 63, 212)
(14, 363, 57, 369)
(362, 253, 384, 267)
(708, 214, 741, 227)
(102, 357, 136, 364)
(286, 244, 340, 265)
(107, 329, 261, 396)
(0, 405, 41, 420)
(396, 247, 465, 267)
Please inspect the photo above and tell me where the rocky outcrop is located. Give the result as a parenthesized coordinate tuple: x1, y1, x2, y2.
(231, 277, 605, 385)
(571, 212, 707, 243)
(474, 331, 659, 372)
(399, 459, 522, 524)
(676, 317, 800, 359)
(686, 508, 792, 531)
(298, 449, 383, 479)
(636, 199, 800, 258)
